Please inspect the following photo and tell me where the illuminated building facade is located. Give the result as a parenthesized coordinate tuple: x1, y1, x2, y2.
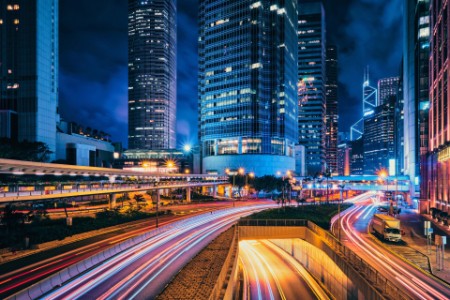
(395, 65, 405, 175)
(404, 0, 431, 197)
(198, 0, 298, 176)
(378, 77, 399, 106)
(350, 69, 377, 141)
(298, 1, 326, 175)
(0, 1, 59, 160)
(114, 149, 192, 174)
(128, 0, 177, 150)
(325, 45, 338, 174)
(425, 0, 450, 212)
(337, 143, 351, 176)
(363, 98, 396, 175)
(350, 137, 364, 175)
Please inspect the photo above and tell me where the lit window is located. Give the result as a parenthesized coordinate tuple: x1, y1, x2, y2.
(251, 63, 262, 69)
(14, 19, 19, 25)
(418, 27, 429, 38)
(13, 4, 19, 10)
(250, 1, 262, 9)
(7, 5, 13, 10)
(0, 19, 3, 25)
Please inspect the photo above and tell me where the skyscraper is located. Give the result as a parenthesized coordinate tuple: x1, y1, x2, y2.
(325, 45, 338, 174)
(198, 0, 298, 176)
(0, 1, 59, 160)
(425, 0, 449, 212)
(404, 0, 430, 197)
(350, 137, 364, 175)
(363, 98, 396, 175)
(337, 142, 351, 176)
(378, 77, 399, 106)
(362, 69, 378, 115)
(395, 63, 404, 175)
(298, 1, 326, 175)
(128, 0, 177, 150)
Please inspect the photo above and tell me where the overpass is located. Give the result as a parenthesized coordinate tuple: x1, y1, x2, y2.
(0, 158, 228, 205)
(298, 175, 411, 192)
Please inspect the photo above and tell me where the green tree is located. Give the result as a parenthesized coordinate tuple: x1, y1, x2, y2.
(0, 138, 52, 162)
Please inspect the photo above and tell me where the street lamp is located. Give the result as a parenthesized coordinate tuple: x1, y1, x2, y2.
(245, 172, 254, 196)
(281, 171, 292, 207)
(226, 167, 244, 202)
(337, 183, 345, 241)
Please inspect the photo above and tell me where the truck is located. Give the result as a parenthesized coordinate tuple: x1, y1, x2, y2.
(372, 214, 402, 242)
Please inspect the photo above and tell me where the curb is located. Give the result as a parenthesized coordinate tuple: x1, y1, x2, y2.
(367, 220, 450, 288)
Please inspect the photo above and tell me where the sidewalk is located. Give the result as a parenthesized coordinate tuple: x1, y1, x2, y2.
(397, 209, 450, 283)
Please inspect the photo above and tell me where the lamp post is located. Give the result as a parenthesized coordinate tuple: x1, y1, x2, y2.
(337, 183, 345, 241)
(245, 172, 254, 197)
(325, 168, 332, 204)
(226, 167, 244, 205)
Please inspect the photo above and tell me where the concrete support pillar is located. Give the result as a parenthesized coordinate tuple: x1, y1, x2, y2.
(228, 186, 233, 198)
(202, 186, 208, 194)
(109, 193, 117, 209)
(152, 189, 161, 228)
(212, 185, 217, 197)
(152, 189, 160, 205)
(218, 185, 225, 196)
(186, 187, 191, 203)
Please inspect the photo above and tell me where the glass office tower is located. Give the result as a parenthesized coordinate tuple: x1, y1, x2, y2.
(325, 45, 338, 174)
(298, 1, 326, 175)
(404, 0, 430, 198)
(378, 77, 399, 106)
(0, 0, 59, 160)
(198, 0, 298, 176)
(128, 0, 177, 150)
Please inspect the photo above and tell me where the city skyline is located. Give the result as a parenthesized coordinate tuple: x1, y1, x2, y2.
(59, 0, 402, 148)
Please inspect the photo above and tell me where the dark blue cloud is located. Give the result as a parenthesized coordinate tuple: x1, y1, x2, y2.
(59, 0, 128, 145)
(324, 0, 403, 133)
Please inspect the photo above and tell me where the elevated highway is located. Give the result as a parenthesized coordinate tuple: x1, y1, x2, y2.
(0, 159, 228, 204)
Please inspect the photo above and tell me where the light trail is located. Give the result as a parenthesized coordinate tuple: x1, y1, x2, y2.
(340, 203, 449, 299)
(240, 240, 321, 300)
(261, 241, 330, 300)
(37, 204, 274, 300)
(240, 241, 276, 300)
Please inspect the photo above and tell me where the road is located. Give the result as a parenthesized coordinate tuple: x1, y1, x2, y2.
(10, 203, 274, 299)
(239, 240, 328, 300)
(0, 201, 266, 298)
(337, 193, 450, 299)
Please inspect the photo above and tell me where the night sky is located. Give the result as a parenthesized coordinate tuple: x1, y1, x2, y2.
(59, 0, 402, 148)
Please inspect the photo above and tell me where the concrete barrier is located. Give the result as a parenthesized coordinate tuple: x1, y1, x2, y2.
(58, 268, 72, 283)
(49, 273, 63, 290)
(9, 290, 31, 300)
(209, 226, 238, 300)
(6, 212, 225, 300)
(238, 221, 396, 300)
(26, 284, 43, 300)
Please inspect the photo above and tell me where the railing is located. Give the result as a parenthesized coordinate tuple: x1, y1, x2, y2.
(306, 221, 412, 300)
(238, 219, 413, 300)
(238, 219, 307, 227)
(0, 180, 229, 200)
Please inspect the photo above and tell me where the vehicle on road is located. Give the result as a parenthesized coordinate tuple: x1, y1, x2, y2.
(372, 214, 402, 242)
